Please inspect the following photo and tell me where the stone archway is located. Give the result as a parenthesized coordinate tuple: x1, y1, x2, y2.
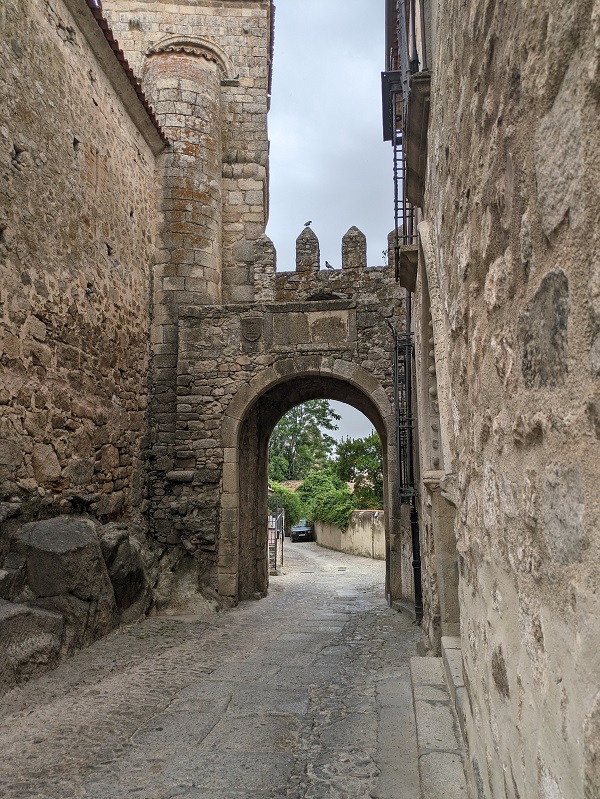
(219, 360, 396, 601)
(145, 227, 411, 610)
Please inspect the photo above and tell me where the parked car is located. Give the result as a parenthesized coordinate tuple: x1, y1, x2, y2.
(290, 518, 313, 543)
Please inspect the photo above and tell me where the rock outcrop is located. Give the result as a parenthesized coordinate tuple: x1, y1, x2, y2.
(0, 516, 158, 696)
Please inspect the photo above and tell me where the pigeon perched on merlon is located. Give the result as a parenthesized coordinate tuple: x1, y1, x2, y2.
(325, 261, 334, 270)
(304, 220, 312, 227)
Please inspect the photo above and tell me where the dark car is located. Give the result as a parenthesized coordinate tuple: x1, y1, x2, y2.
(290, 518, 313, 543)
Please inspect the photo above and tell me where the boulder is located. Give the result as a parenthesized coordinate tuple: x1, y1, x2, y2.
(97, 523, 152, 623)
(33, 592, 117, 654)
(14, 517, 115, 602)
(0, 599, 63, 696)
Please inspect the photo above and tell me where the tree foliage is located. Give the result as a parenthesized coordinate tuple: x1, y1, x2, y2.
(267, 407, 384, 534)
(268, 400, 340, 481)
(296, 467, 358, 531)
(335, 431, 384, 509)
(311, 486, 359, 531)
(296, 467, 345, 512)
(268, 482, 304, 528)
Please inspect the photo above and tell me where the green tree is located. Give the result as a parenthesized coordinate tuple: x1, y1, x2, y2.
(311, 485, 359, 532)
(268, 400, 341, 481)
(335, 431, 384, 509)
(295, 467, 359, 530)
(296, 466, 345, 513)
(268, 482, 304, 528)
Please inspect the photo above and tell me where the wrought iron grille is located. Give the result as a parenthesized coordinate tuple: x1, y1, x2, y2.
(393, 328, 416, 503)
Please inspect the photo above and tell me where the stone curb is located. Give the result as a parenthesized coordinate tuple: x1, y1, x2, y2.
(410, 656, 468, 799)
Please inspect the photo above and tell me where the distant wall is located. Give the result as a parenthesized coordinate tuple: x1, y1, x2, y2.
(0, 0, 163, 528)
(315, 511, 385, 560)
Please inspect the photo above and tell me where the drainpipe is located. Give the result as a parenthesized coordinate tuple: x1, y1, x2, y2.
(397, 0, 411, 95)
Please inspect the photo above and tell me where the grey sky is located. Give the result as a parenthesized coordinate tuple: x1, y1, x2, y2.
(266, 0, 391, 272)
(266, 1, 391, 441)
(329, 401, 375, 443)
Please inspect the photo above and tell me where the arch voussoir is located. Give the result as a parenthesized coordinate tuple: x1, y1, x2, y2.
(218, 357, 399, 602)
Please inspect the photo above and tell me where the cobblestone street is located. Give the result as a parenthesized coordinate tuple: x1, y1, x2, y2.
(0, 544, 421, 799)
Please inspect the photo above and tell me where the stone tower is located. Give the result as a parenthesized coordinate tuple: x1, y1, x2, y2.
(101, 0, 275, 545)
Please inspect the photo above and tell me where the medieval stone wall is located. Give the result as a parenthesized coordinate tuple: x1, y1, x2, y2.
(0, 0, 163, 530)
(101, 3, 274, 553)
(419, 0, 600, 796)
(153, 228, 406, 601)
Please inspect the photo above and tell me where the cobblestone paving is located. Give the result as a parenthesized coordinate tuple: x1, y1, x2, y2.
(0, 544, 421, 799)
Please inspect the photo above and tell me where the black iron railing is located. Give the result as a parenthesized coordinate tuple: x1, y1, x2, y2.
(392, 328, 416, 503)
(390, 308, 423, 621)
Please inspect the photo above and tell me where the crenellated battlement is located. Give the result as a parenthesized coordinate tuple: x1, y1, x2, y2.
(294, 225, 368, 274)
(251, 226, 398, 304)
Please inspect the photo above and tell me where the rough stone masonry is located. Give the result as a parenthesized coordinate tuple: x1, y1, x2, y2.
(403, 0, 600, 796)
(0, 0, 409, 692)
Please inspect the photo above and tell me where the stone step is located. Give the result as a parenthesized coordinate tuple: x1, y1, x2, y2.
(441, 635, 467, 741)
(410, 656, 468, 799)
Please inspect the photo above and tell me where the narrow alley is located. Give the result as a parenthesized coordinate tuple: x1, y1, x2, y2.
(1, 546, 424, 799)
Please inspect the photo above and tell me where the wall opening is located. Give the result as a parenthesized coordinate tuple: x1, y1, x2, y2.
(228, 374, 392, 602)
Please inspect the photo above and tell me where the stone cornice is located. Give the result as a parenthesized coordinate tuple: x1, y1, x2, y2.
(146, 35, 237, 81)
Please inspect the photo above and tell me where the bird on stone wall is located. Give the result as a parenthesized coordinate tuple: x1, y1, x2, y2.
(304, 220, 312, 227)
(325, 261, 334, 270)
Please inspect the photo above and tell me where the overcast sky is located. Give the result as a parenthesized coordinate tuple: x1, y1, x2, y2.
(266, 0, 391, 440)
(266, 0, 391, 272)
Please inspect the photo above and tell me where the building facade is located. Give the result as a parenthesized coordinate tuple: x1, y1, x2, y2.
(384, 0, 600, 796)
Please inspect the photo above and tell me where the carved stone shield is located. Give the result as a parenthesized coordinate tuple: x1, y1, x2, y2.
(241, 317, 263, 342)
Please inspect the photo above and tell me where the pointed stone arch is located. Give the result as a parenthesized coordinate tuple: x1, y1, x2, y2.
(218, 356, 398, 602)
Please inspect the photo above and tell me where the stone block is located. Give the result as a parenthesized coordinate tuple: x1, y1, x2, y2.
(94, 491, 125, 518)
(535, 58, 585, 237)
(217, 571, 237, 598)
(541, 462, 587, 564)
(62, 458, 95, 486)
(166, 470, 195, 482)
(223, 447, 238, 464)
(194, 468, 221, 483)
(413, 697, 460, 751)
(0, 599, 64, 696)
(100, 444, 120, 471)
(332, 359, 360, 382)
(31, 443, 61, 483)
(419, 752, 468, 799)
(411, 655, 446, 686)
(222, 461, 237, 493)
(14, 517, 116, 604)
(0, 439, 23, 468)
